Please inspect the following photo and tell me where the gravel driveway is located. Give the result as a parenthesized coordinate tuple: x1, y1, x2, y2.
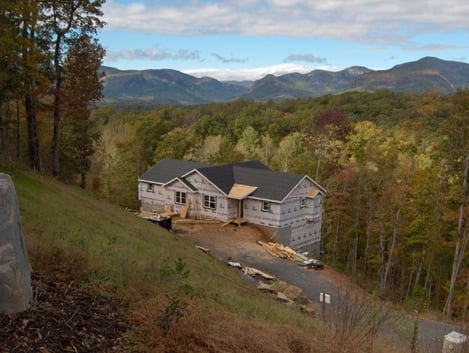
(174, 222, 463, 353)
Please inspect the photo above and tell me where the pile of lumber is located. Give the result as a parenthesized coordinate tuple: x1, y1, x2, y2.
(257, 240, 308, 263)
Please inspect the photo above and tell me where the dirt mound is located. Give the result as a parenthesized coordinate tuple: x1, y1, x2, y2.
(0, 273, 129, 353)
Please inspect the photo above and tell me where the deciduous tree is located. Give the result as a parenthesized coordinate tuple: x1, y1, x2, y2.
(42, 0, 105, 176)
(61, 35, 104, 188)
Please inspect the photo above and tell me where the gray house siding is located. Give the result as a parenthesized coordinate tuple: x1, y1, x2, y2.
(138, 159, 326, 253)
(139, 182, 165, 211)
(243, 198, 280, 227)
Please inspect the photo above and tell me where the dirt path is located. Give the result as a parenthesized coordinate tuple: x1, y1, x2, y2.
(174, 222, 464, 353)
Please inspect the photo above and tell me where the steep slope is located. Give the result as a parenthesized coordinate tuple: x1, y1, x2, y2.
(351, 57, 469, 93)
(102, 67, 246, 104)
(7, 168, 326, 352)
(241, 66, 372, 100)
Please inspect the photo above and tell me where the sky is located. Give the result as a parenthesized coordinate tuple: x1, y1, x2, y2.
(99, 0, 469, 81)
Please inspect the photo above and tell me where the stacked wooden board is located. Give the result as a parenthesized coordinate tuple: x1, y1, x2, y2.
(257, 240, 324, 269)
(256, 241, 309, 262)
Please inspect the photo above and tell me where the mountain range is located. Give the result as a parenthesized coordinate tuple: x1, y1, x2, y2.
(101, 57, 469, 105)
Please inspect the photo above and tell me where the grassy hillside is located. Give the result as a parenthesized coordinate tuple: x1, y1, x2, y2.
(4, 166, 399, 353)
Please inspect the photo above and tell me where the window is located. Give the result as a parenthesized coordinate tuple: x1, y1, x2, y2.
(262, 201, 271, 213)
(203, 195, 217, 210)
(300, 197, 307, 208)
(175, 191, 186, 205)
(147, 184, 154, 192)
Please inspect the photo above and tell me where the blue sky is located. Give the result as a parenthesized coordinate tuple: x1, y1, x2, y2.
(99, 0, 469, 81)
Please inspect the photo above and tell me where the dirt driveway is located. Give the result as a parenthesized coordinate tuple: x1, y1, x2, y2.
(175, 222, 373, 293)
(174, 221, 385, 317)
(173, 221, 464, 353)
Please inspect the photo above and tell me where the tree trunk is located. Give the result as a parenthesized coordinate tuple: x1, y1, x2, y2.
(315, 151, 322, 180)
(380, 161, 413, 298)
(444, 154, 469, 317)
(80, 142, 88, 190)
(24, 90, 41, 171)
(381, 202, 402, 298)
(378, 224, 387, 297)
(363, 198, 379, 275)
(352, 202, 361, 276)
(0, 103, 5, 151)
(16, 99, 20, 160)
(414, 247, 426, 289)
(52, 35, 63, 177)
(424, 253, 433, 291)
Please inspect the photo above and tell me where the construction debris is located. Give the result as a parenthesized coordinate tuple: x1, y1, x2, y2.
(173, 219, 220, 224)
(257, 240, 324, 270)
(243, 266, 275, 280)
(227, 261, 275, 280)
(180, 199, 190, 219)
(221, 218, 249, 227)
(195, 245, 210, 253)
(256, 281, 316, 314)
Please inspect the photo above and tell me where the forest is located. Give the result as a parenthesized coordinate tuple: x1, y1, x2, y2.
(1, 0, 468, 322)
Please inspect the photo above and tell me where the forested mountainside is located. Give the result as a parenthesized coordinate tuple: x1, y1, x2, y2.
(101, 57, 469, 104)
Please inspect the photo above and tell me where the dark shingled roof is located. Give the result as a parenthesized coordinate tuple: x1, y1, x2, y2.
(232, 166, 304, 201)
(139, 159, 314, 202)
(196, 161, 270, 194)
(139, 159, 212, 184)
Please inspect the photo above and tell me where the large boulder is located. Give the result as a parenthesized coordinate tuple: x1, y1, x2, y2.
(0, 173, 32, 314)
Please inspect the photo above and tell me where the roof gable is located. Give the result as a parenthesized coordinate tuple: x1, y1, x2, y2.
(163, 177, 198, 191)
(196, 161, 270, 194)
(139, 159, 212, 184)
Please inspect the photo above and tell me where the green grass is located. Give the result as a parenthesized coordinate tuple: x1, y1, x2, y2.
(6, 166, 313, 326)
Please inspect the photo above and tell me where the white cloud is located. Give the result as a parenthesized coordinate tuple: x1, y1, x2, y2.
(283, 54, 327, 64)
(104, 46, 203, 62)
(211, 53, 248, 63)
(183, 63, 340, 81)
(102, 0, 469, 44)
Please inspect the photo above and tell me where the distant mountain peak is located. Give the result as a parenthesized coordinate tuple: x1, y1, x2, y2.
(101, 57, 469, 105)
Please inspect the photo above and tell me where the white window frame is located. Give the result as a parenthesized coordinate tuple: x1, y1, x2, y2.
(203, 195, 217, 210)
(300, 197, 307, 209)
(147, 183, 154, 192)
(262, 201, 271, 213)
(175, 191, 186, 205)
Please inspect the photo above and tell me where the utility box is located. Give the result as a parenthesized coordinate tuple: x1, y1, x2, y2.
(442, 331, 467, 353)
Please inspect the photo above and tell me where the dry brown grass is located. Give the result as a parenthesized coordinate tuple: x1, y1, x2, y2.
(130, 297, 318, 353)
(128, 296, 400, 353)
